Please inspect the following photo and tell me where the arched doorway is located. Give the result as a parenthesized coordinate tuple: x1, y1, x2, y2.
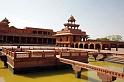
(89, 44, 94, 49)
(75, 43, 78, 48)
(71, 43, 74, 48)
(66, 44, 68, 47)
(84, 44, 88, 49)
(102, 44, 109, 50)
(95, 44, 101, 49)
(79, 44, 83, 48)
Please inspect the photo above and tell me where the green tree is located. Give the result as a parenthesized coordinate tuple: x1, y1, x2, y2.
(96, 37, 109, 41)
(106, 35, 122, 41)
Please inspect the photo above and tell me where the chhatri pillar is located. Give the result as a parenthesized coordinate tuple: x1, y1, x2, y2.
(72, 64, 82, 78)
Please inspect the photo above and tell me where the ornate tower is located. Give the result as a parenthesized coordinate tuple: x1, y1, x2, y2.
(55, 15, 87, 47)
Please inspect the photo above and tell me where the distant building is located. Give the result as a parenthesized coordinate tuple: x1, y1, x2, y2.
(0, 16, 124, 49)
(0, 18, 56, 45)
(54, 15, 88, 47)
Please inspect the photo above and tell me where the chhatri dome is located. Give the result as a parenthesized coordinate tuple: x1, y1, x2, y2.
(68, 15, 76, 23)
(1, 17, 10, 24)
(64, 15, 80, 29)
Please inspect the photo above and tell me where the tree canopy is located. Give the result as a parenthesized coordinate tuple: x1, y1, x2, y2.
(96, 35, 123, 41)
(96, 37, 109, 41)
(106, 35, 122, 41)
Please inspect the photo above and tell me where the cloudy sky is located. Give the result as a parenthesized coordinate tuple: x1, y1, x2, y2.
(0, 0, 124, 39)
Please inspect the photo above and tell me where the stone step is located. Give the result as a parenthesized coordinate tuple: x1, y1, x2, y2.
(104, 56, 124, 64)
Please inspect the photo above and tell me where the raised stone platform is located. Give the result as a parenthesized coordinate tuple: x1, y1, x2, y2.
(1, 47, 88, 73)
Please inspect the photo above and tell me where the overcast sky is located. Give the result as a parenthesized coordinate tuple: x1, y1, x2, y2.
(0, 0, 124, 39)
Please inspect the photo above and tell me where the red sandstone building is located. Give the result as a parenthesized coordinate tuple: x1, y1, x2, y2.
(0, 16, 124, 49)
(54, 15, 88, 47)
(0, 18, 56, 45)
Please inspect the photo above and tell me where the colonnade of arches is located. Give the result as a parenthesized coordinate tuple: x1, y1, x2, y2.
(70, 43, 113, 50)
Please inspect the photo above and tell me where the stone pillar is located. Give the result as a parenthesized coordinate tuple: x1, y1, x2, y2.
(72, 65, 82, 78)
(82, 43, 84, 49)
(86, 38, 88, 41)
(88, 44, 90, 49)
(78, 43, 80, 48)
(0, 55, 8, 68)
(83, 38, 85, 41)
(42, 38, 44, 44)
(74, 43, 76, 48)
(36, 38, 38, 44)
(46, 38, 48, 44)
(1, 35, 3, 43)
(93, 44, 96, 49)
(100, 44, 102, 50)
(108, 44, 111, 50)
(25, 37, 27, 44)
(51, 39, 53, 44)
(116, 44, 118, 51)
(5, 36, 7, 43)
(12, 36, 14, 43)
(6, 36, 8, 43)
(13, 50, 17, 58)
(19, 37, 21, 43)
(75, 71, 81, 78)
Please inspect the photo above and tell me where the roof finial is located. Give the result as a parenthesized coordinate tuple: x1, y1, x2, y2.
(1, 17, 10, 24)
(68, 15, 76, 23)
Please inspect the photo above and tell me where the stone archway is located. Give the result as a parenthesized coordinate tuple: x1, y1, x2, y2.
(79, 44, 83, 48)
(95, 44, 101, 49)
(66, 44, 68, 47)
(84, 44, 88, 49)
(89, 44, 94, 49)
(75, 43, 78, 48)
(71, 43, 74, 48)
(102, 44, 109, 50)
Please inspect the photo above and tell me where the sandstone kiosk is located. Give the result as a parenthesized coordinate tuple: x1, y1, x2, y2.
(54, 15, 88, 47)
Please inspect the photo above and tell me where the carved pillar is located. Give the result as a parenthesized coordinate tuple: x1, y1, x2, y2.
(108, 44, 111, 50)
(88, 44, 90, 49)
(68, 44, 71, 47)
(26, 37, 27, 44)
(46, 38, 48, 44)
(4, 36, 7, 43)
(42, 38, 43, 44)
(83, 43, 84, 49)
(100, 44, 102, 50)
(116, 44, 118, 51)
(0, 55, 8, 68)
(1, 35, 3, 43)
(93, 44, 96, 49)
(36, 38, 38, 44)
(74, 43, 76, 48)
(19, 37, 21, 43)
(72, 65, 82, 78)
(12, 36, 14, 43)
(83, 38, 85, 41)
(78, 43, 80, 48)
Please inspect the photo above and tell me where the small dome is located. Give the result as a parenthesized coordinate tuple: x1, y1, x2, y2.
(1, 17, 10, 24)
(68, 15, 76, 22)
(10, 26, 17, 29)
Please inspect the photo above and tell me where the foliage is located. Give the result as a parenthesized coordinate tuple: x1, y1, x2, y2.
(96, 35, 123, 41)
(106, 35, 122, 41)
(96, 37, 109, 41)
